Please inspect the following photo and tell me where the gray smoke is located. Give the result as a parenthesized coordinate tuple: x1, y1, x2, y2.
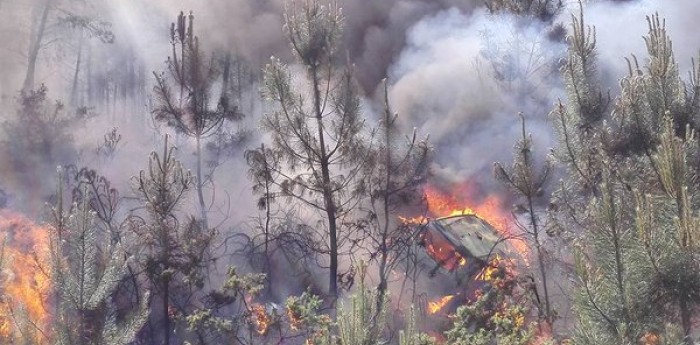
(123, 0, 479, 93)
(1, 0, 697, 215)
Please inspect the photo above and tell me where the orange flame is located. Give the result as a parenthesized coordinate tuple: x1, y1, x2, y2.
(251, 303, 270, 335)
(0, 210, 52, 343)
(424, 185, 508, 231)
(287, 306, 302, 332)
(428, 295, 455, 315)
(477, 255, 503, 282)
(422, 185, 530, 261)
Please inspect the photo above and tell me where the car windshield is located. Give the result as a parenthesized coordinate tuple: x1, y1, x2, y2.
(419, 225, 466, 271)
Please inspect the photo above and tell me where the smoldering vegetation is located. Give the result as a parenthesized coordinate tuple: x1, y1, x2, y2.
(1, 0, 700, 344)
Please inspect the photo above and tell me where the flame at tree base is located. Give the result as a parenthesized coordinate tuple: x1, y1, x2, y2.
(0, 210, 52, 343)
(428, 295, 455, 315)
(251, 303, 271, 335)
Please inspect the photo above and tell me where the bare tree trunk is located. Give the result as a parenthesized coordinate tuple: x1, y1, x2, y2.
(70, 34, 84, 106)
(262, 149, 273, 293)
(112, 79, 117, 119)
(195, 135, 209, 230)
(608, 193, 631, 342)
(237, 58, 244, 105)
(23, 0, 52, 93)
(86, 42, 93, 106)
(311, 65, 338, 301)
(376, 89, 393, 314)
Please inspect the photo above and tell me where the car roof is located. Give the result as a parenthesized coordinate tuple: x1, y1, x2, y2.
(429, 214, 507, 260)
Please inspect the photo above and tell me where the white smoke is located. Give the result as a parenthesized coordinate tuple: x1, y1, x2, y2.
(568, 0, 700, 84)
(388, 8, 565, 189)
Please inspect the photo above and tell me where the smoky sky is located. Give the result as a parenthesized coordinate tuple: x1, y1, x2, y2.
(120, 0, 479, 94)
(3, 0, 700, 211)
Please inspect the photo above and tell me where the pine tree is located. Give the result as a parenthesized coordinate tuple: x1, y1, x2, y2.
(153, 11, 243, 231)
(495, 114, 554, 326)
(362, 79, 430, 314)
(50, 172, 148, 345)
(23, 0, 53, 93)
(444, 260, 534, 345)
(551, 9, 700, 345)
(129, 136, 216, 345)
(485, 0, 563, 22)
(335, 265, 387, 345)
(639, 119, 700, 343)
(258, 0, 369, 301)
(398, 307, 436, 345)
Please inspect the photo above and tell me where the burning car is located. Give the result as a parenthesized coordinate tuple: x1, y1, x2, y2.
(412, 214, 517, 315)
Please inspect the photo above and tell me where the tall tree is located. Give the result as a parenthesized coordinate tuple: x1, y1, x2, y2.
(60, 14, 114, 107)
(153, 11, 243, 231)
(549, 8, 649, 345)
(23, 0, 53, 93)
(21, 0, 114, 96)
(258, 0, 369, 300)
(362, 79, 430, 314)
(495, 114, 554, 327)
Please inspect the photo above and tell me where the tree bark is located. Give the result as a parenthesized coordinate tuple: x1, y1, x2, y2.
(311, 65, 338, 301)
(529, 195, 552, 325)
(70, 34, 84, 107)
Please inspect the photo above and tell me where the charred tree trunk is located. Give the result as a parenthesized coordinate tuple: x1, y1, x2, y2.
(221, 53, 231, 102)
(680, 297, 692, 345)
(261, 146, 273, 293)
(162, 280, 171, 345)
(195, 135, 208, 231)
(86, 42, 93, 106)
(376, 91, 393, 314)
(529, 195, 552, 326)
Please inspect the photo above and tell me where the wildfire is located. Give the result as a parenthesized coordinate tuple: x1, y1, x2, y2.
(428, 295, 455, 315)
(251, 303, 271, 335)
(420, 226, 470, 272)
(476, 255, 515, 281)
(0, 210, 52, 343)
(422, 185, 530, 261)
(287, 306, 302, 332)
(424, 185, 508, 231)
